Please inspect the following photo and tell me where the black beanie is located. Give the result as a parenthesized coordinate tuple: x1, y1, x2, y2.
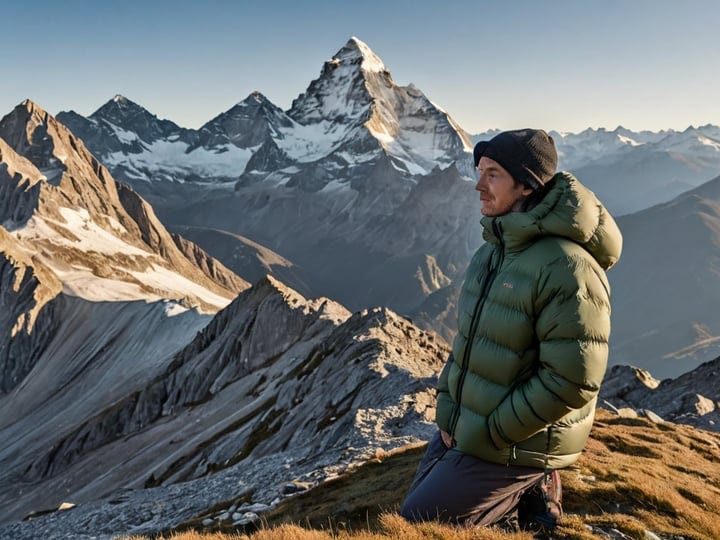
(473, 129, 557, 190)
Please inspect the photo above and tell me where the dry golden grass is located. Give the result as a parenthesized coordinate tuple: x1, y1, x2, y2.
(119, 514, 532, 539)
(121, 409, 720, 540)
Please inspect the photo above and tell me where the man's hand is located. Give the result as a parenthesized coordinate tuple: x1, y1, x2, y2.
(440, 429, 454, 448)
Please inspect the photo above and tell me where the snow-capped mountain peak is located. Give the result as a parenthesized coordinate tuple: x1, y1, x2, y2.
(285, 37, 471, 176)
(0, 99, 92, 186)
(288, 39, 378, 126)
(88, 94, 191, 146)
(239, 90, 277, 107)
(335, 36, 388, 73)
(92, 94, 149, 123)
(195, 92, 294, 151)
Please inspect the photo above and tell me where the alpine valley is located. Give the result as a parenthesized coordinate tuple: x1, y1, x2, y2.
(1, 37, 719, 538)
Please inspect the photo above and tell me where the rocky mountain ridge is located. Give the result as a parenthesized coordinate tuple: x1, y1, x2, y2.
(0, 275, 448, 539)
(601, 356, 720, 432)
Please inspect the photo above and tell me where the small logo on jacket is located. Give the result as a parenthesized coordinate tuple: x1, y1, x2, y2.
(503, 282, 513, 289)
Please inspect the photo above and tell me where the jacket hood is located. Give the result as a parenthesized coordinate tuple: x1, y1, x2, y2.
(481, 171, 623, 270)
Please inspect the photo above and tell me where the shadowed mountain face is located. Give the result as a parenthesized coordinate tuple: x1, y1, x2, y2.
(608, 175, 720, 377)
(167, 225, 314, 298)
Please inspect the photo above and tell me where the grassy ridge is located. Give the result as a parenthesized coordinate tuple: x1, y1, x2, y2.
(125, 410, 720, 539)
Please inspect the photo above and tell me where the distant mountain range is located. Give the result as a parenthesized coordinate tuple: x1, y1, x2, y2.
(59, 37, 479, 315)
(474, 124, 720, 215)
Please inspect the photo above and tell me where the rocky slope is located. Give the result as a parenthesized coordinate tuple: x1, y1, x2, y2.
(0, 276, 448, 538)
(0, 226, 62, 392)
(600, 356, 720, 432)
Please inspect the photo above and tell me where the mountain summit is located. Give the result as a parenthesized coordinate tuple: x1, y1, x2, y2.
(288, 37, 388, 125)
(336, 36, 389, 72)
(287, 37, 471, 175)
(195, 91, 294, 150)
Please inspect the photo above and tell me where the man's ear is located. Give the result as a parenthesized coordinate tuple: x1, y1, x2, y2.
(521, 186, 533, 197)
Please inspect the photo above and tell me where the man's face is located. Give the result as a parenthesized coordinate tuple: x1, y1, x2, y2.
(475, 156, 533, 217)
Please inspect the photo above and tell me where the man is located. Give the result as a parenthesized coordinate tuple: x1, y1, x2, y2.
(400, 129, 622, 531)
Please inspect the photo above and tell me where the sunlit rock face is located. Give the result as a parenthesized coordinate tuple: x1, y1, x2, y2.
(601, 356, 720, 432)
(0, 100, 248, 313)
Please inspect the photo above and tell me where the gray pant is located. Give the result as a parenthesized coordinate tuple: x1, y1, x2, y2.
(400, 430, 544, 526)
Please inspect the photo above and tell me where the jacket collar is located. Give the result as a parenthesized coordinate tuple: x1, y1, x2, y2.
(481, 171, 622, 270)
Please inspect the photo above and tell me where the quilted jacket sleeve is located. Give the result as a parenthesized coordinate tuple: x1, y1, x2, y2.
(487, 253, 611, 448)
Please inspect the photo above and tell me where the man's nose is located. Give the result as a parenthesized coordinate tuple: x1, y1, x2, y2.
(475, 173, 484, 191)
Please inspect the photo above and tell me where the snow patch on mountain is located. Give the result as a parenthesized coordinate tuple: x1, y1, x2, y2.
(12, 207, 147, 255)
(127, 265, 233, 308)
(10, 209, 234, 308)
(103, 139, 256, 183)
(109, 122, 140, 145)
(276, 121, 356, 163)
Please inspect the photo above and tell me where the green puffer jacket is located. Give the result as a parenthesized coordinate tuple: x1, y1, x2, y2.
(435, 171, 622, 470)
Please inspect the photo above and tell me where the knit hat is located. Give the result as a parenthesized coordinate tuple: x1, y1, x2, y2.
(473, 129, 558, 190)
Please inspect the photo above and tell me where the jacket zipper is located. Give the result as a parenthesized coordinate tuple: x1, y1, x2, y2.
(449, 220, 505, 439)
(508, 445, 517, 464)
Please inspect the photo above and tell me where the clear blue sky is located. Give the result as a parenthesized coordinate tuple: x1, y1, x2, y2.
(3, 0, 718, 133)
